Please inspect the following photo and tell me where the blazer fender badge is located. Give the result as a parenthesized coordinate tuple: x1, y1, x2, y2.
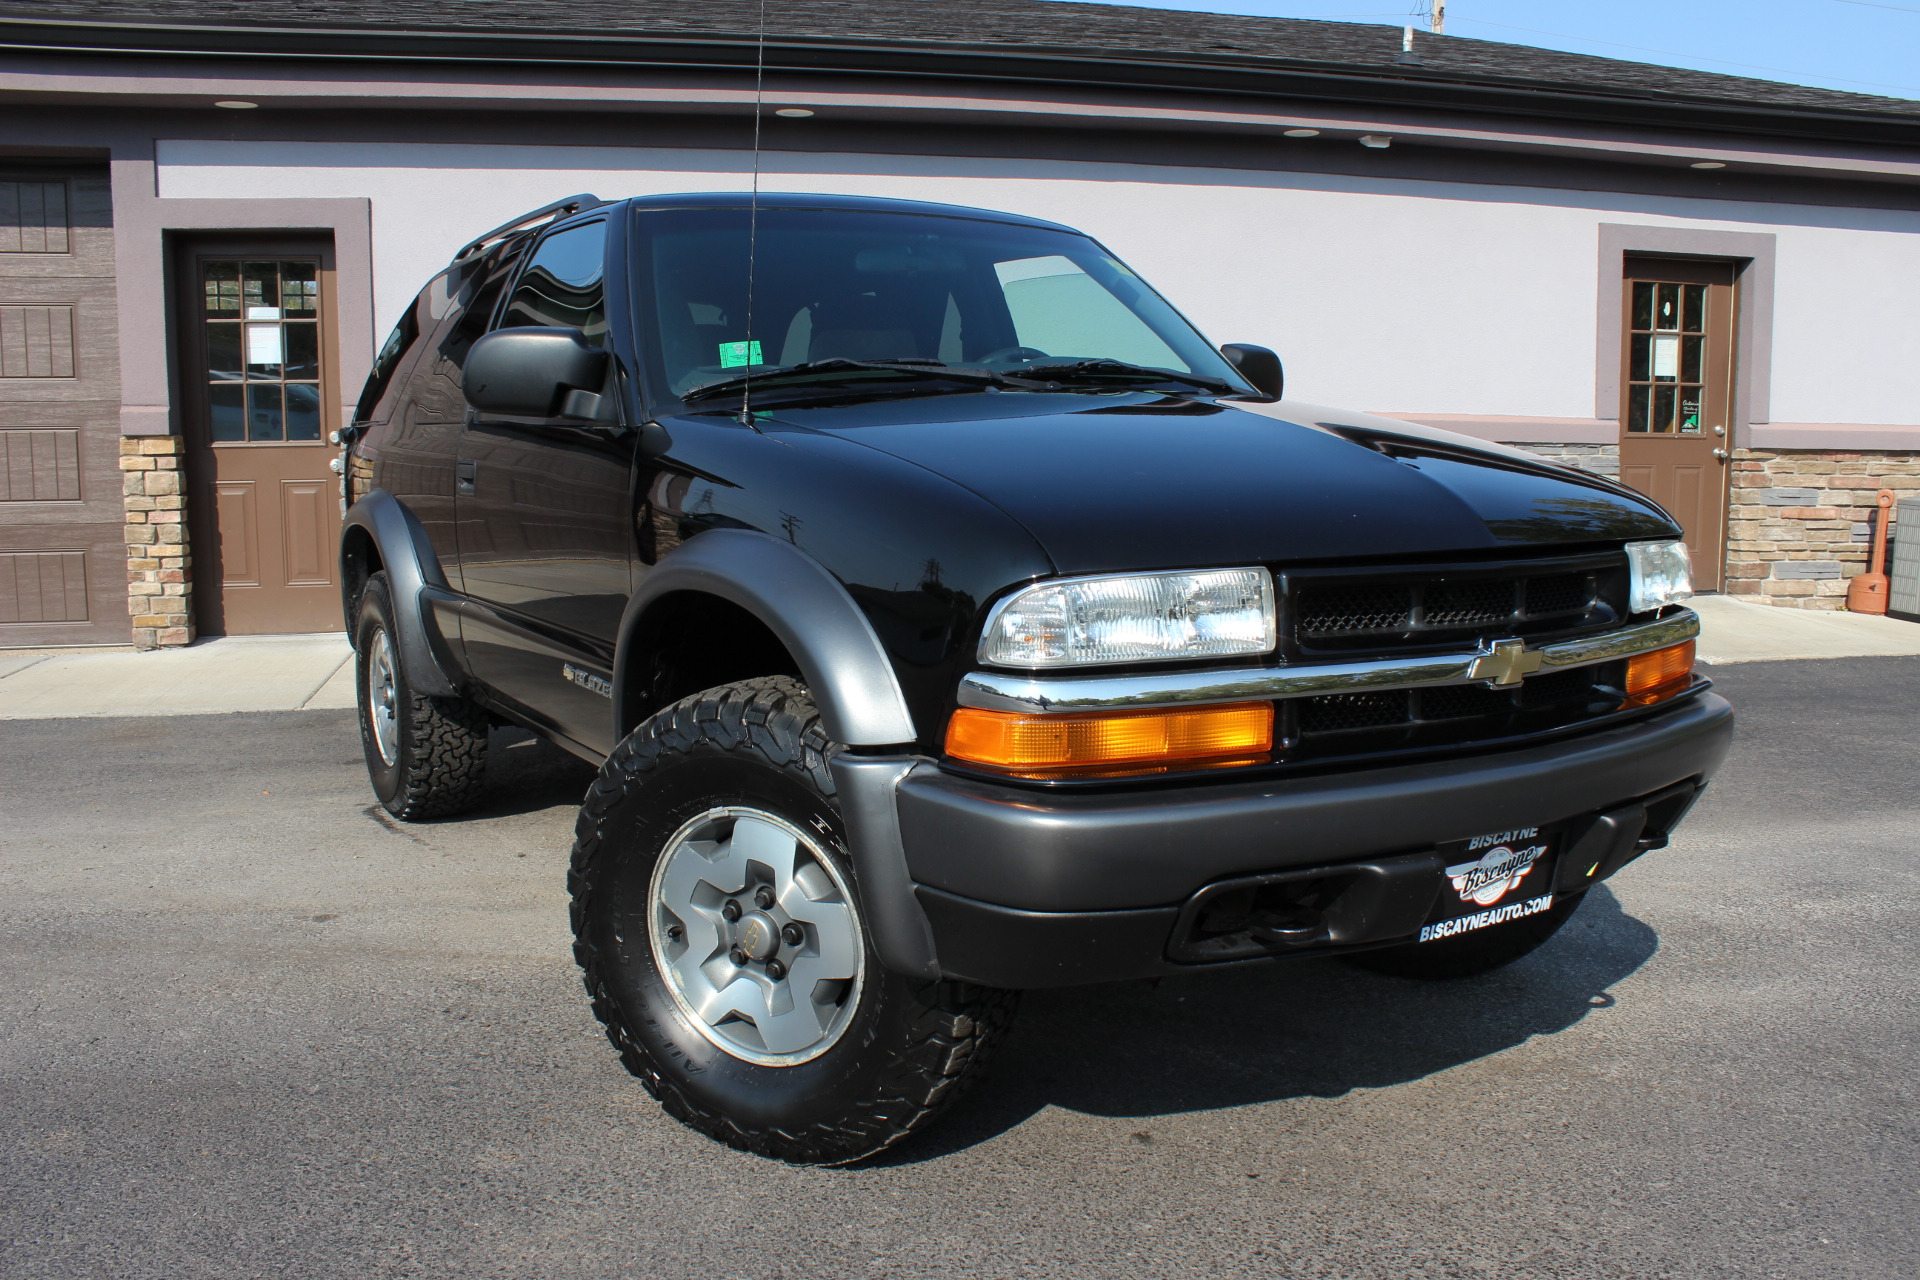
(1445, 832, 1548, 906)
(562, 663, 613, 699)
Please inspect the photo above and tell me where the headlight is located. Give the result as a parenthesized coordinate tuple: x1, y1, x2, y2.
(979, 567, 1276, 668)
(1626, 539, 1693, 613)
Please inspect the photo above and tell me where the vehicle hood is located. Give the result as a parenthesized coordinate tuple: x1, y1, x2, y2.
(771, 391, 1675, 574)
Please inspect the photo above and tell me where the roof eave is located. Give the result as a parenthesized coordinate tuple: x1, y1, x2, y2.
(2, 15, 1917, 147)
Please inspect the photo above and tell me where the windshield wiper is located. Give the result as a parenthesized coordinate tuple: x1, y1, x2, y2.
(1012, 359, 1238, 396)
(682, 358, 1028, 403)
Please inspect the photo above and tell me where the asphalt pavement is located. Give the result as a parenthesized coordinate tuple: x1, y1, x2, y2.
(1, 661, 1915, 1279)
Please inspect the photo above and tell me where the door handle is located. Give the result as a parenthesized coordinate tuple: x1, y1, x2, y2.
(456, 459, 476, 495)
(1712, 448, 1728, 461)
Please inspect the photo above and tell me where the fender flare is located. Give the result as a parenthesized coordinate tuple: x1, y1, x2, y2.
(613, 529, 938, 978)
(339, 489, 461, 698)
(612, 529, 916, 747)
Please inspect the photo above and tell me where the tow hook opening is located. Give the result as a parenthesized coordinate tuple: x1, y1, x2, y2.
(1170, 870, 1361, 962)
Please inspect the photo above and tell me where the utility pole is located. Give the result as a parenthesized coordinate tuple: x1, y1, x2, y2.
(1431, 0, 1445, 35)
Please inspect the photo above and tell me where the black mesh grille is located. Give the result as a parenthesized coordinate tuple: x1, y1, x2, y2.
(1298, 691, 1410, 733)
(1524, 572, 1590, 617)
(1416, 682, 1514, 721)
(1424, 580, 1516, 628)
(1293, 567, 1606, 646)
(1295, 585, 1410, 636)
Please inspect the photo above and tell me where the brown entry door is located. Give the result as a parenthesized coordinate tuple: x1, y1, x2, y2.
(1618, 257, 1736, 592)
(179, 243, 342, 634)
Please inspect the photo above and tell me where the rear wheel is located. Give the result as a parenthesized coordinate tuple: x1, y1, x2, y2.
(1344, 892, 1586, 980)
(354, 571, 489, 820)
(570, 676, 1016, 1165)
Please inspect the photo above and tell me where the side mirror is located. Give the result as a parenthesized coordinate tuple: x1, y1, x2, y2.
(1220, 343, 1283, 401)
(465, 327, 609, 419)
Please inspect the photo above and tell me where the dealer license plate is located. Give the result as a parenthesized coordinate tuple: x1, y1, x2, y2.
(1418, 826, 1561, 944)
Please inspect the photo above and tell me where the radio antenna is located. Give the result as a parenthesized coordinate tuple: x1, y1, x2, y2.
(740, 0, 768, 427)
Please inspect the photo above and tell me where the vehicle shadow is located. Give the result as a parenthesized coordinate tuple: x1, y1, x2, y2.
(443, 726, 599, 822)
(878, 885, 1657, 1164)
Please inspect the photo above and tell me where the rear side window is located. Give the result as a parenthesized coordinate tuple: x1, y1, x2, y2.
(500, 220, 608, 345)
(354, 290, 424, 423)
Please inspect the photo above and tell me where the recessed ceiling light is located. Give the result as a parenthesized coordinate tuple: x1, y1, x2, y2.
(214, 100, 258, 109)
(1284, 128, 1321, 138)
(1691, 160, 1727, 169)
(774, 108, 814, 118)
(1358, 134, 1393, 149)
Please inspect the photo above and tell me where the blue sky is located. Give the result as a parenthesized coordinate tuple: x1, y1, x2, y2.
(1063, 0, 1920, 101)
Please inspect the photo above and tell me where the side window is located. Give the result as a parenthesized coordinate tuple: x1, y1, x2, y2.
(500, 220, 608, 346)
(354, 283, 427, 423)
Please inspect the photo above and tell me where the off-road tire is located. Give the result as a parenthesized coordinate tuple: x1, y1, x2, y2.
(569, 676, 1018, 1165)
(1344, 891, 1586, 980)
(354, 571, 489, 821)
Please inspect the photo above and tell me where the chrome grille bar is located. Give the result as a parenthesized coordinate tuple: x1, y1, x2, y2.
(956, 610, 1699, 714)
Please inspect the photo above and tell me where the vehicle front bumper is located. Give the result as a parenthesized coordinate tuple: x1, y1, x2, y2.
(893, 692, 1733, 988)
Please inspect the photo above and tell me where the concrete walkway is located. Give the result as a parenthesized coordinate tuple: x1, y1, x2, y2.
(1689, 594, 1920, 664)
(1, 599, 1917, 719)
(0, 632, 353, 719)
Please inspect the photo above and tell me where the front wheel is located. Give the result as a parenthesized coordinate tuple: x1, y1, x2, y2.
(569, 676, 1016, 1164)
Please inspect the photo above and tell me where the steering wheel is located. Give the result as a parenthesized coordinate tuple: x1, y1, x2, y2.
(978, 345, 1050, 365)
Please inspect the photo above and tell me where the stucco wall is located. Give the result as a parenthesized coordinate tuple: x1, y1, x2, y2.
(152, 138, 1920, 433)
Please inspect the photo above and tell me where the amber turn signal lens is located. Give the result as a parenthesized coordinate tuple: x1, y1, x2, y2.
(1621, 640, 1695, 707)
(945, 701, 1274, 779)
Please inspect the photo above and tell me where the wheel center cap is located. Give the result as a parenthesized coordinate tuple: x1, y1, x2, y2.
(736, 913, 780, 961)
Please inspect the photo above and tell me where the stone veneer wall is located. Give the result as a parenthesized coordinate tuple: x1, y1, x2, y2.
(120, 436, 194, 647)
(1510, 442, 1620, 479)
(1726, 448, 1912, 609)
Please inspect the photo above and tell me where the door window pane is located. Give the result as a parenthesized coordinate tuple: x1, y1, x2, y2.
(1679, 393, 1703, 433)
(247, 383, 284, 441)
(283, 323, 320, 380)
(1680, 335, 1702, 383)
(207, 324, 243, 380)
(210, 383, 245, 441)
(1652, 384, 1676, 434)
(243, 262, 281, 318)
(1682, 284, 1705, 333)
(285, 384, 322, 440)
(1627, 386, 1649, 433)
(1631, 281, 1653, 331)
(205, 262, 240, 315)
(282, 262, 319, 318)
(1655, 283, 1680, 331)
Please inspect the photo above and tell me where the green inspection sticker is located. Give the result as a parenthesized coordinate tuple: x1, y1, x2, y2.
(717, 340, 763, 369)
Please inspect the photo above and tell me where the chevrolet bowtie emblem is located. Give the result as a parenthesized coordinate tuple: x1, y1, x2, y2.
(1470, 638, 1544, 687)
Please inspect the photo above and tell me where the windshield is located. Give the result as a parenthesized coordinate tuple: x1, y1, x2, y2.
(629, 205, 1252, 402)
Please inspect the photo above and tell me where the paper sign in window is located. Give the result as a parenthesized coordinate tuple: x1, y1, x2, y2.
(1651, 333, 1679, 380)
(245, 323, 284, 366)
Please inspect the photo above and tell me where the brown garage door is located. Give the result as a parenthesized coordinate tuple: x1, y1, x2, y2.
(0, 164, 129, 645)
(176, 239, 343, 635)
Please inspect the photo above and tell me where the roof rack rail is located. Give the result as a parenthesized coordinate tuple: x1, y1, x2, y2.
(454, 193, 605, 261)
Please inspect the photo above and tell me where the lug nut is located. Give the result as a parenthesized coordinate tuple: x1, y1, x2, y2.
(729, 946, 748, 966)
(765, 958, 787, 981)
(721, 899, 742, 922)
(781, 922, 804, 946)
(753, 885, 775, 910)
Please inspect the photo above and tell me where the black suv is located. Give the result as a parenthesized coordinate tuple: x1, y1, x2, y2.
(339, 191, 1732, 1164)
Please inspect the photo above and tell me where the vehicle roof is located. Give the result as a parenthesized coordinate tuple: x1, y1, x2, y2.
(618, 192, 1079, 235)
